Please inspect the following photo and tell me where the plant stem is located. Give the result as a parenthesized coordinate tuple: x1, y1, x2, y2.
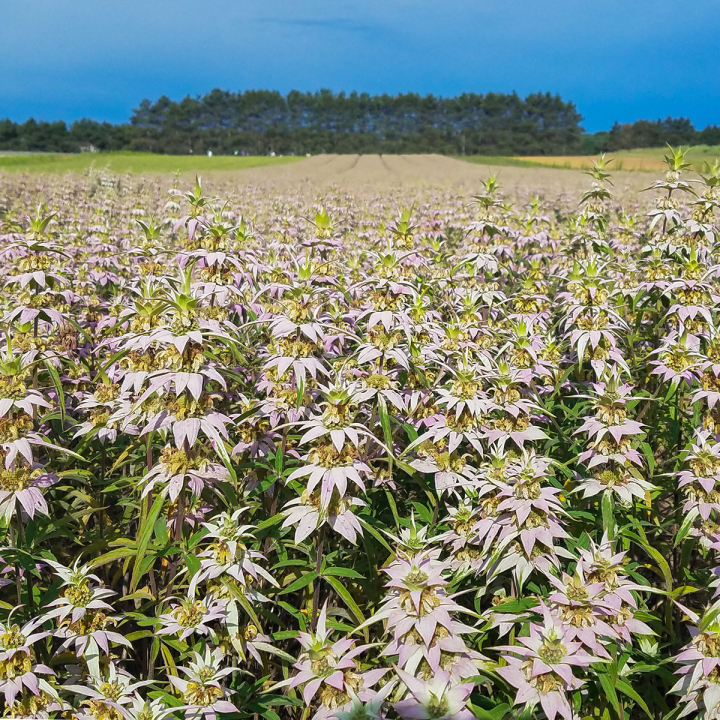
(310, 526, 325, 631)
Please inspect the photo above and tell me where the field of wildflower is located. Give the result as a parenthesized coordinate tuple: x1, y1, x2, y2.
(0, 149, 718, 720)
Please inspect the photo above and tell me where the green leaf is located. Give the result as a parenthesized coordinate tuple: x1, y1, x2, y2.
(385, 489, 401, 529)
(616, 678, 652, 719)
(130, 493, 165, 591)
(185, 553, 200, 578)
(358, 518, 394, 555)
(280, 571, 317, 595)
(256, 513, 285, 532)
(675, 508, 698, 547)
(377, 395, 393, 452)
(596, 672, 622, 719)
(601, 490, 615, 540)
(251, 641, 296, 664)
(467, 702, 511, 720)
(324, 575, 367, 630)
(88, 547, 137, 569)
(323, 567, 364, 579)
(43, 359, 65, 425)
(640, 442, 656, 476)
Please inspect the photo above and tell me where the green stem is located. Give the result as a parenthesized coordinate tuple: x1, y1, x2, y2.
(310, 526, 325, 631)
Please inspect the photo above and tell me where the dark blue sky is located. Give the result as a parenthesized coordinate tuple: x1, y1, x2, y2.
(2, 0, 718, 132)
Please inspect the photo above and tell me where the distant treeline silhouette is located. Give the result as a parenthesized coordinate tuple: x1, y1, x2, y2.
(1, 89, 719, 156)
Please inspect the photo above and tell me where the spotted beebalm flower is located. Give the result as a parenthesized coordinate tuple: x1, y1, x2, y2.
(280, 604, 386, 720)
(296, 382, 368, 451)
(232, 412, 281, 458)
(393, 668, 475, 720)
(574, 392, 645, 449)
(673, 599, 720, 720)
(287, 440, 371, 509)
(547, 568, 618, 656)
(573, 533, 653, 643)
(410, 441, 478, 496)
(363, 548, 479, 679)
(141, 442, 230, 502)
(486, 451, 570, 587)
(42, 560, 116, 624)
(66, 663, 150, 720)
(189, 508, 278, 596)
(575, 465, 655, 504)
(0, 452, 57, 521)
(0, 615, 53, 706)
(42, 560, 129, 664)
(0, 350, 51, 421)
(434, 362, 489, 420)
(125, 695, 169, 720)
(328, 683, 396, 720)
(157, 595, 227, 640)
(168, 648, 238, 720)
(354, 370, 406, 411)
(282, 489, 366, 544)
(2, 686, 64, 719)
(650, 332, 702, 387)
(436, 499, 485, 570)
(496, 604, 603, 720)
(677, 432, 720, 520)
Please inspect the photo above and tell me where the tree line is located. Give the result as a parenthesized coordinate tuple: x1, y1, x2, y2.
(583, 117, 720, 154)
(1, 89, 718, 156)
(1, 89, 582, 155)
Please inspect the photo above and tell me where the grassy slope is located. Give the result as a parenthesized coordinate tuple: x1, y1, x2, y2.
(0, 152, 302, 174)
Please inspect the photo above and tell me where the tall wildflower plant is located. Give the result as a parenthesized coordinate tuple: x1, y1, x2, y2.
(0, 154, 718, 718)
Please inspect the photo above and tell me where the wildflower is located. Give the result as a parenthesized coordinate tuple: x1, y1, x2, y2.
(496, 604, 603, 720)
(0, 452, 57, 521)
(281, 604, 386, 719)
(0, 615, 53, 705)
(393, 668, 475, 720)
(168, 648, 238, 720)
(157, 595, 227, 640)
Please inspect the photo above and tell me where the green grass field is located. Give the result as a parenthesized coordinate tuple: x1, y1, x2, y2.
(4, 148, 720, 176)
(611, 145, 720, 163)
(458, 155, 550, 168)
(465, 146, 720, 172)
(0, 152, 302, 174)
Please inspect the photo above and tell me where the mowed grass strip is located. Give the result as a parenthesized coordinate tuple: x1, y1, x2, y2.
(0, 152, 303, 174)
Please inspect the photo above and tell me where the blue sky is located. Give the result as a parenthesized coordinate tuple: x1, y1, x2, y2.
(2, 0, 718, 132)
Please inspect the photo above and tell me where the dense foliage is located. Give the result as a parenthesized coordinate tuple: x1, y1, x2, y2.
(1, 151, 720, 720)
(0, 90, 583, 155)
(583, 117, 720, 155)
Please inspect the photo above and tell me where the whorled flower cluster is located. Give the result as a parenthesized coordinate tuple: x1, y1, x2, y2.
(0, 151, 716, 719)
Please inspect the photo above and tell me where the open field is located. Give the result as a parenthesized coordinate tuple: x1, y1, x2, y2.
(0, 161, 716, 719)
(2, 147, 718, 179)
(0, 149, 704, 186)
(0, 151, 301, 174)
(215, 153, 654, 195)
(511, 145, 720, 171)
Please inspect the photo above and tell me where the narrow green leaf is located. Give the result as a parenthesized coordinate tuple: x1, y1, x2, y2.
(616, 678, 652, 719)
(601, 490, 615, 540)
(323, 567, 364, 579)
(325, 575, 367, 629)
(597, 672, 622, 718)
(280, 571, 317, 595)
(130, 493, 165, 591)
(43, 359, 65, 425)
